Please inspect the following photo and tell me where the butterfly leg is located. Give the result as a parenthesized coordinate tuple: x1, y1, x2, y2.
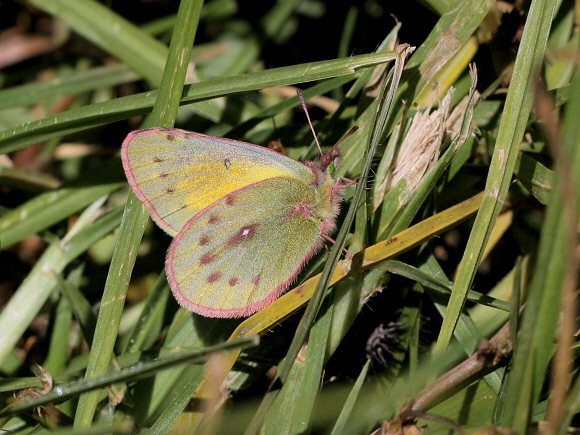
(320, 232, 353, 259)
(330, 176, 360, 203)
(337, 176, 365, 188)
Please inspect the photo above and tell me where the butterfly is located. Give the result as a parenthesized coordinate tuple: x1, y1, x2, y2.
(121, 127, 351, 318)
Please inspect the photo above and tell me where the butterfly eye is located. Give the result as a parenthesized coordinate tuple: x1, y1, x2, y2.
(327, 161, 336, 176)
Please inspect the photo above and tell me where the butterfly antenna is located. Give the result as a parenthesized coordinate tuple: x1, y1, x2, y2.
(333, 126, 359, 150)
(298, 90, 323, 155)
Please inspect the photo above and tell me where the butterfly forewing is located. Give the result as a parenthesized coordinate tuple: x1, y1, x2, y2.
(166, 177, 325, 318)
(122, 128, 314, 236)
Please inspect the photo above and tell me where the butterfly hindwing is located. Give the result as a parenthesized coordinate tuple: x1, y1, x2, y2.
(166, 177, 325, 318)
(121, 128, 315, 235)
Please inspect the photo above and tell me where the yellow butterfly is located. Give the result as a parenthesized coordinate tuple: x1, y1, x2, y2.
(122, 128, 347, 317)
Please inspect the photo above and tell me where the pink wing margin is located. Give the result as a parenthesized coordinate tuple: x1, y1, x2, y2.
(121, 128, 180, 234)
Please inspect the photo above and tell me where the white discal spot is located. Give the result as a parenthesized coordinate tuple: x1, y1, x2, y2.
(224, 158, 231, 169)
(20, 210, 27, 220)
(490, 187, 499, 198)
(242, 228, 251, 237)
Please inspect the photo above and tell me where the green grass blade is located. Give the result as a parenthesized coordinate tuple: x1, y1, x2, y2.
(0, 52, 395, 154)
(382, 260, 510, 312)
(502, 47, 580, 430)
(121, 274, 172, 354)
(29, 0, 168, 85)
(0, 64, 138, 111)
(329, 361, 370, 435)
(0, 158, 125, 248)
(263, 297, 334, 435)
(1, 337, 258, 417)
(73, 0, 203, 426)
(434, 0, 557, 355)
(55, 271, 98, 347)
(0, 165, 60, 191)
(514, 152, 553, 205)
(385, 0, 494, 134)
(147, 363, 206, 435)
(0, 204, 122, 365)
(42, 283, 74, 375)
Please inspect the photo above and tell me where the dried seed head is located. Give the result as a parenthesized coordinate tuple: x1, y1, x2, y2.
(372, 88, 481, 211)
(392, 91, 452, 188)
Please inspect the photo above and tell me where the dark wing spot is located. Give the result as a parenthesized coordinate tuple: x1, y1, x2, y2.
(225, 194, 237, 206)
(200, 253, 217, 265)
(208, 272, 222, 283)
(227, 224, 258, 247)
(166, 134, 175, 141)
(199, 236, 210, 246)
(153, 157, 163, 163)
(167, 188, 175, 193)
(160, 173, 168, 178)
(229, 277, 238, 286)
(252, 274, 261, 285)
(208, 214, 219, 224)
(224, 158, 231, 169)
